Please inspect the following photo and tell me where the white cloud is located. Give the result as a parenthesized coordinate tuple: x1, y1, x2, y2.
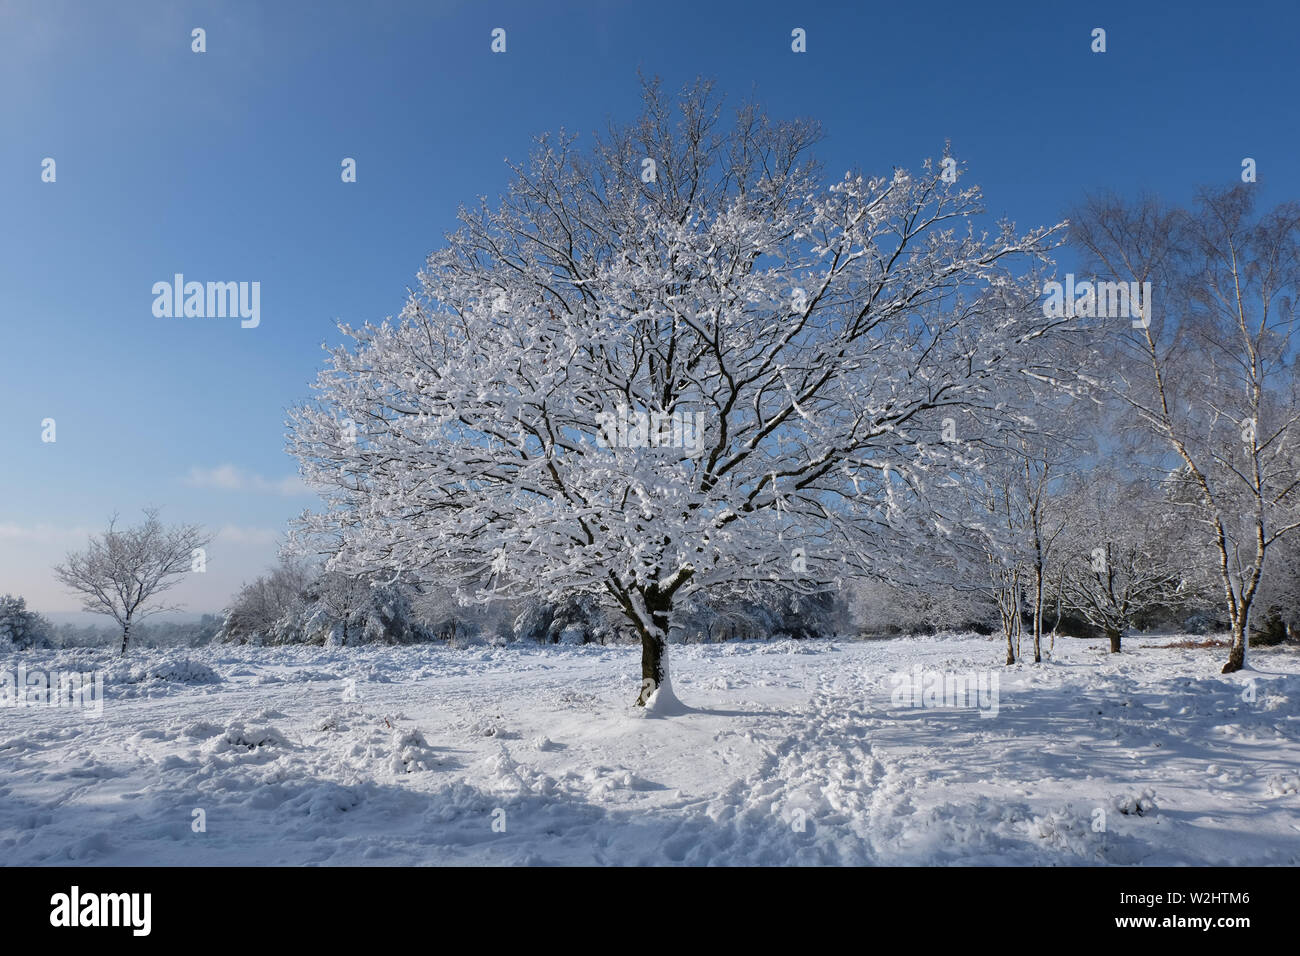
(0, 523, 94, 543)
(184, 464, 307, 497)
(213, 524, 282, 546)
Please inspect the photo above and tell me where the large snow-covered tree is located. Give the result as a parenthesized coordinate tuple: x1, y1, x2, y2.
(288, 78, 1071, 706)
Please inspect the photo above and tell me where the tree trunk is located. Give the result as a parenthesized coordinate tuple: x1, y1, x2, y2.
(639, 631, 666, 706)
(1013, 582, 1023, 661)
(1033, 566, 1044, 663)
(1106, 628, 1121, 654)
(1049, 563, 1065, 659)
(1222, 622, 1247, 673)
(635, 586, 672, 706)
(999, 585, 1017, 665)
(120, 619, 132, 656)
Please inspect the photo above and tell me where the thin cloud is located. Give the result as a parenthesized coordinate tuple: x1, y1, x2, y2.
(213, 525, 283, 546)
(184, 464, 307, 497)
(0, 523, 95, 543)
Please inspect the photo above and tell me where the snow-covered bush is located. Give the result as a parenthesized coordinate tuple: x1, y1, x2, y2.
(846, 579, 993, 637)
(512, 603, 554, 643)
(0, 594, 53, 650)
(218, 562, 434, 646)
(111, 655, 222, 686)
(1055, 473, 1193, 654)
(510, 596, 623, 645)
(546, 595, 620, 644)
(218, 558, 312, 645)
(671, 586, 848, 643)
(302, 572, 434, 646)
(1250, 536, 1300, 645)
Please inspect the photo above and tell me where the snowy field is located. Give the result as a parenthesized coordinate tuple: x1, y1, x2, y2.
(2, 633, 1298, 866)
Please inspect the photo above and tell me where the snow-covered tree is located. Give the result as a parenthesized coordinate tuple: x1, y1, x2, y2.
(1251, 534, 1300, 643)
(220, 558, 434, 647)
(959, 415, 1086, 664)
(963, 455, 1033, 664)
(1056, 473, 1188, 652)
(1008, 419, 1090, 662)
(511, 601, 555, 645)
(676, 584, 845, 643)
(846, 575, 992, 636)
(288, 78, 1070, 705)
(414, 586, 477, 643)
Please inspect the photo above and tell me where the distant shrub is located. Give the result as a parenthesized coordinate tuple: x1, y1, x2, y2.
(0, 595, 53, 650)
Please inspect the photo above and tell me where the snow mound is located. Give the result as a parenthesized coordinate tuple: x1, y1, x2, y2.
(1267, 773, 1300, 796)
(283, 782, 362, 817)
(105, 655, 222, 696)
(481, 749, 558, 798)
(467, 716, 502, 737)
(583, 765, 656, 798)
(1112, 789, 1159, 817)
(641, 675, 690, 716)
(314, 711, 350, 732)
(251, 669, 339, 685)
(389, 727, 435, 774)
(202, 720, 291, 754)
(179, 720, 224, 739)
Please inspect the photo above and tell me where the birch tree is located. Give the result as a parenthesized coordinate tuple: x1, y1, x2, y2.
(1071, 188, 1300, 672)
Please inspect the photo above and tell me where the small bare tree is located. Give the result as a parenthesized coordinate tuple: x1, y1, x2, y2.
(53, 510, 211, 655)
(1001, 425, 1086, 664)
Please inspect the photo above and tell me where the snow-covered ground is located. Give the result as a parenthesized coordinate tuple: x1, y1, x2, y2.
(1, 633, 1297, 865)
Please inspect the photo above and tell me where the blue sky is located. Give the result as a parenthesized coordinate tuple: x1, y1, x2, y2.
(2, 0, 1296, 615)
